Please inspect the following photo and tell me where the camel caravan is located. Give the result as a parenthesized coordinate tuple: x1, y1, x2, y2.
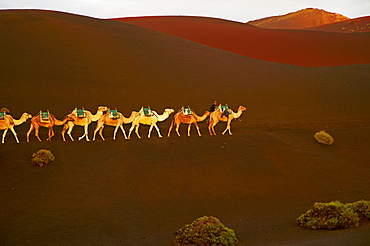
(0, 104, 246, 143)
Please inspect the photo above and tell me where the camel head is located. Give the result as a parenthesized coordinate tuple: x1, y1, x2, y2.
(64, 114, 76, 122)
(239, 106, 247, 112)
(23, 113, 32, 119)
(97, 106, 108, 112)
(165, 108, 175, 114)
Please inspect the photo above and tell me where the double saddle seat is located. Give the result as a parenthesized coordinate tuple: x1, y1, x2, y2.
(181, 107, 192, 115)
(109, 109, 119, 119)
(0, 112, 5, 120)
(40, 111, 50, 123)
(76, 108, 86, 118)
(141, 107, 153, 117)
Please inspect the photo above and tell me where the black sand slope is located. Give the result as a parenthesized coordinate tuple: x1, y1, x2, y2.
(0, 10, 369, 246)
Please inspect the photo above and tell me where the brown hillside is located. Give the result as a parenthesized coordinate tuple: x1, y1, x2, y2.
(0, 10, 370, 246)
(247, 8, 349, 29)
(307, 16, 370, 33)
(114, 15, 370, 67)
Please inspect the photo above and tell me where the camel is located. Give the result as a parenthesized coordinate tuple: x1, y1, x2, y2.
(0, 112, 32, 143)
(208, 105, 246, 136)
(61, 106, 108, 141)
(127, 108, 174, 139)
(26, 112, 75, 142)
(168, 108, 210, 137)
(93, 110, 140, 141)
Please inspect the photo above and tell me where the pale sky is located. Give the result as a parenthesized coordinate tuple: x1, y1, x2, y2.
(0, 0, 369, 22)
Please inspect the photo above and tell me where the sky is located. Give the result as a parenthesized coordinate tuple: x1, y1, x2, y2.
(0, 0, 369, 22)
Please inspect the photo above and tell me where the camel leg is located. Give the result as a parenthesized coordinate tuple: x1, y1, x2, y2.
(134, 125, 142, 139)
(175, 123, 181, 136)
(153, 124, 162, 138)
(26, 124, 34, 142)
(208, 120, 214, 135)
(62, 124, 74, 141)
(46, 127, 55, 141)
(208, 120, 217, 136)
(113, 125, 120, 140)
(127, 125, 134, 139)
(9, 128, 20, 143)
(222, 119, 233, 135)
(2, 129, 8, 143)
(34, 126, 42, 142)
(194, 122, 202, 136)
(78, 125, 90, 141)
(119, 125, 127, 139)
(98, 126, 105, 141)
(67, 125, 75, 141)
(167, 121, 174, 137)
(93, 125, 102, 141)
(61, 124, 67, 141)
(187, 123, 192, 136)
(148, 125, 154, 138)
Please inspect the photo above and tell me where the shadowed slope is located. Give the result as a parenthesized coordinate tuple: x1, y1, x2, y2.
(1, 10, 369, 126)
(307, 16, 370, 33)
(114, 15, 370, 67)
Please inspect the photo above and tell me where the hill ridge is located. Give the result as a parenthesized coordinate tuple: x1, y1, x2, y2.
(247, 8, 349, 29)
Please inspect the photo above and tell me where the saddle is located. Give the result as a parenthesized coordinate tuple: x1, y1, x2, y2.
(182, 107, 192, 115)
(76, 108, 86, 118)
(142, 107, 152, 117)
(219, 104, 230, 117)
(0, 112, 5, 120)
(109, 109, 119, 119)
(40, 111, 50, 123)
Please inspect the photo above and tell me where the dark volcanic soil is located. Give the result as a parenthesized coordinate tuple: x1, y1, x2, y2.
(0, 10, 369, 246)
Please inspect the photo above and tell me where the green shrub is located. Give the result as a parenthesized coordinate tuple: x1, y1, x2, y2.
(31, 149, 55, 167)
(174, 215, 238, 246)
(345, 200, 370, 221)
(314, 130, 334, 145)
(296, 200, 370, 230)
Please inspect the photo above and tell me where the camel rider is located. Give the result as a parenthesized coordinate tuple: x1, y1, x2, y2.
(210, 101, 218, 112)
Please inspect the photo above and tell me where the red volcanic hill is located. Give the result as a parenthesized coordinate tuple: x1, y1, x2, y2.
(307, 16, 370, 33)
(247, 8, 349, 29)
(113, 15, 370, 67)
(0, 10, 370, 246)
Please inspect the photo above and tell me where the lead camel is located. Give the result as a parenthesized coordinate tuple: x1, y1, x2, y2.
(208, 105, 246, 135)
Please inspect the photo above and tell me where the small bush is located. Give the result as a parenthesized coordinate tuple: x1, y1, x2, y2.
(314, 130, 334, 145)
(297, 200, 370, 230)
(31, 149, 55, 167)
(174, 215, 238, 246)
(345, 200, 370, 221)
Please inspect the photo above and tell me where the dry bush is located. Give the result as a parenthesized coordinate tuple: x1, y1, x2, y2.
(314, 130, 334, 145)
(174, 215, 238, 246)
(31, 149, 55, 167)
